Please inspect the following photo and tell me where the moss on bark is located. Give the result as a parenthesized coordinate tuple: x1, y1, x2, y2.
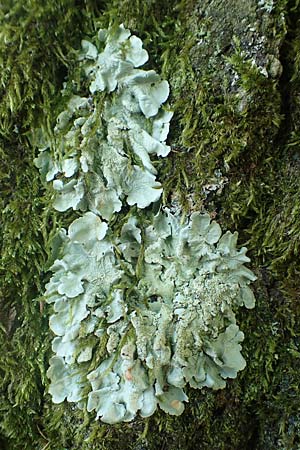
(0, 1, 299, 449)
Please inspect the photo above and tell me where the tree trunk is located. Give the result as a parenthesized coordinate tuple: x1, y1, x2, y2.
(1, 1, 299, 449)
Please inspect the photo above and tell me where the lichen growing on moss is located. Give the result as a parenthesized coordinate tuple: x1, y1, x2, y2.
(33, 25, 173, 223)
(33, 25, 256, 425)
(45, 209, 255, 423)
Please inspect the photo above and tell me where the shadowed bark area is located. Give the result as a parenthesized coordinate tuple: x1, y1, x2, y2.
(0, 1, 299, 449)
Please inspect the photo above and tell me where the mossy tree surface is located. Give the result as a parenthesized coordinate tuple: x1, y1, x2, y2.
(0, 0, 299, 449)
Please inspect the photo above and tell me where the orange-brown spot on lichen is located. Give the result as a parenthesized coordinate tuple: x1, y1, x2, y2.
(125, 369, 133, 381)
(170, 400, 181, 409)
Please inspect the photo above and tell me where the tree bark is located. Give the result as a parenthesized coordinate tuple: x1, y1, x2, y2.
(0, 1, 299, 449)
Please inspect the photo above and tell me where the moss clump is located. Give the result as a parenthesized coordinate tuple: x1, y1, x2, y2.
(157, 0, 286, 213)
(0, 1, 95, 135)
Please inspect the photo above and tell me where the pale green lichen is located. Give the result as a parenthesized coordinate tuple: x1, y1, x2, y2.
(33, 25, 256, 425)
(45, 209, 256, 423)
(34, 24, 172, 220)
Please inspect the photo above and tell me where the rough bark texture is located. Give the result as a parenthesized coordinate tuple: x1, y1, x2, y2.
(0, 1, 299, 449)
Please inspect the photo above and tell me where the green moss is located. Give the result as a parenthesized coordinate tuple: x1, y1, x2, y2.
(157, 1, 286, 212)
(1, 0, 300, 448)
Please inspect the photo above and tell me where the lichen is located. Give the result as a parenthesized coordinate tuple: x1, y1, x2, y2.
(45, 209, 255, 423)
(32, 25, 257, 425)
(33, 24, 172, 220)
